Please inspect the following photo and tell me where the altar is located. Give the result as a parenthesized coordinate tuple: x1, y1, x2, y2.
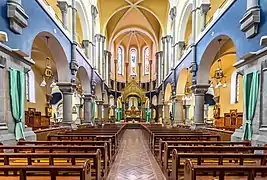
(119, 79, 148, 122)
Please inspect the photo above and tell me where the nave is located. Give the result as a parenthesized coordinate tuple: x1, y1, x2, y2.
(0, 123, 267, 180)
(107, 129, 165, 180)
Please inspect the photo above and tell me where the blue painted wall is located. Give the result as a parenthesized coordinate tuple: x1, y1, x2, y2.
(0, 0, 71, 62)
(196, 0, 267, 64)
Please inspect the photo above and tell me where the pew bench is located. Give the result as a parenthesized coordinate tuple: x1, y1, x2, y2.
(158, 140, 251, 165)
(0, 162, 91, 180)
(171, 150, 267, 180)
(0, 145, 109, 173)
(0, 151, 102, 179)
(184, 159, 267, 180)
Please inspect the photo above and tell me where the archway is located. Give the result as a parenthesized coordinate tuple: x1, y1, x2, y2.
(178, 2, 192, 44)
(25, 32, 69, 128)
(198, 36, 243, 130)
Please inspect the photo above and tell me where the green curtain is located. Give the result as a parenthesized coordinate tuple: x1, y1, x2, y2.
(146, 108, 151, 123)
(243, 72, 259, 141)
(117, 108, 122, 121)
(92, 101, 95, 123)
(10, 69, 25, 140)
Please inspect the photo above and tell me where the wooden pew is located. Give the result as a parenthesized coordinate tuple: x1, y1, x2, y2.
(152, 134, 221, 154)
(0, 145, 109, 175)
(0, 161, 92, 180)
(183, 159, 267, 180)
(47, 134, 118, 157)
(170, 148, 267, 179)
(158, 140, 251, 164)
(0, 151, 102, 179)
(17, 140, 114, 162)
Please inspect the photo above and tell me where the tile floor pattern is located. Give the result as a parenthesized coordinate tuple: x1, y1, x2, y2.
(107, 129, 166, 180)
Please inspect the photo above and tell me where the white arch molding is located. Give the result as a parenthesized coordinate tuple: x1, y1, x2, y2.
(177, 0, 192, 41)
(77, 66, 91, 93)
(76, 0, 90, 41)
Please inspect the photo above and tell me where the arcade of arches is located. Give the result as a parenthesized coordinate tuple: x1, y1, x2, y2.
(1, 0, 267, 179)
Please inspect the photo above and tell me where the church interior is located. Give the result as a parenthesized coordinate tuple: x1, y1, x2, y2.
(0, 0, 267, 179)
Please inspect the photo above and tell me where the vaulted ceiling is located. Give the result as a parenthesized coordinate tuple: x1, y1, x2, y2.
(98, 0, 170, 50)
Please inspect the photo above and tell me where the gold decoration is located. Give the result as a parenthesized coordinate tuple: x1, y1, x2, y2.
(121, 79, 146, 103)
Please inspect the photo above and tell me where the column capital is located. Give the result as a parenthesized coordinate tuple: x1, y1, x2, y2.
(114, 59, 118, 64)
(57, 1, 69, 12)
(191, 84, 209, 95)
(57, 82, 76, 95)
(83, 93, 95, 100)
(104, 50, 111, 56)
(82, 40, 90, 48)
(149, 60, 152, 64)
(177, 41, 186, 49)
(91, 5, 98, 19)
(101, 35, 106, 42)
(169, 6, 177, 20)
(95, 34, 102, 42)
(200, 1, 211, 15)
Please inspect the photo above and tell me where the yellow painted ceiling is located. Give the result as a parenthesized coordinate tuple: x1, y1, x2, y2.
(99, 0, 169, 46)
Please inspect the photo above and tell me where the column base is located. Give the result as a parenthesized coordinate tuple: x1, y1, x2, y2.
(0, 128, 36, 145)
(190, 123, 206, 130)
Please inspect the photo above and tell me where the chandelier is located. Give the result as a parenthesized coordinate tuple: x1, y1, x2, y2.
(40, 36, 57, 88)
(210, 39, 227, 89)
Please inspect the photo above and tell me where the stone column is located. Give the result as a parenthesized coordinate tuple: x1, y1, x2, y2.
(166, 35, 172, 74)
(95, 34, 101, 74)
(200, 1, 211, 31)
(138, 62, 142, 86)
(191, 84, 209, 128)
(101, 35, 106, 77)
(157, 104, 163, 123)
(91, 5, 98, 68)
(75, 104, 82, 124)
(103, 104, 109, 123)
(114, 60, 118, 116)
(82, 40, 90, 59)
(177, 41, 185, 60)
(125, 62, 129, 84)
(7, 0, 28, 34)
(0, 57, 7, 130)
(184, 104, 191, 125)
(104, 50, 108, 84)
(70, 0, 78, 80)
(57, 1, 68, 29)
(107, 51, 112, 87)
(97, 100, 103, 125)
(83, 93, 93, 124)
(57, 82, 75, 126)
(149, 60, 152, 102)
(240, 0, 260, 38)
(174, 95, 184, 125)
(170, 7, 177, 67)
(155, 52, 160, 87)
(161, 37, 166, 79)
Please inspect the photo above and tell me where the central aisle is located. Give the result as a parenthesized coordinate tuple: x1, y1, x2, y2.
(107, 129, 166, 180)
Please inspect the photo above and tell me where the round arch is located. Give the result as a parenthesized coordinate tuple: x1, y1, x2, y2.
(31, 32, 70, 82)
(77, 66, 91, 94)
(176, 68, 191, 95)
(76, 0, 90, 41)
(164, 83, 172, 102)
(177, 1, 192, 41)
(152, 95, 158, 105)
(197, 35, 237, 84)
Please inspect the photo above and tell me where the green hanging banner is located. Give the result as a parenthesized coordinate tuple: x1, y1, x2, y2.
(9, 69, 25, 140)
(145, 108, 151, 123)
(116, 108, 122, 121)
(243, 72, 259, 141)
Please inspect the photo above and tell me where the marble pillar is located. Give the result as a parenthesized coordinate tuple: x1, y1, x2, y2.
(191, 84, 209, 128)
(101, 35, 106, 77)
(97, 100, 103, 125)
(83, 93, 93, 124)
(184, 105, 191, 125)
(91, 5, 98, 68)
(170, 7, 177, 68)
(57, 82, 75, 126)
(75, 104, 82, 124)
(156, 52, 160, 87)
(57, 1, 68, 29)
(166, 35, 172, 75)
(200, 1, 210, 32)
(103, 104, 109, 123)
(161, 37, 166, 79)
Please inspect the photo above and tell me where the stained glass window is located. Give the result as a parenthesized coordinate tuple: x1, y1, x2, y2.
(117, 46, 124, 75)
(130, 48, 137, 76)
(144, 47, 150, 75)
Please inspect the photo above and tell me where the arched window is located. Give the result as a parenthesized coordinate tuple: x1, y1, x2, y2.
(26, 70, 36, 103)
(143, 47, 150, 75)
(117, 46, 124, 75)
(130, 48, 137, 76)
